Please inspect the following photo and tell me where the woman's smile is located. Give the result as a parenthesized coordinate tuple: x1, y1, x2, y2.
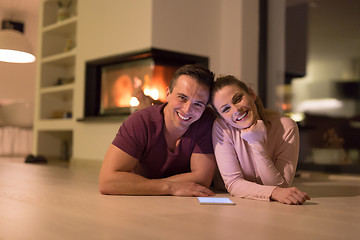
(234, 111, 248, 122)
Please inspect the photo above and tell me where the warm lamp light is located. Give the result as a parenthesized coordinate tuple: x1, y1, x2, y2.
(0, 29, 36, 63)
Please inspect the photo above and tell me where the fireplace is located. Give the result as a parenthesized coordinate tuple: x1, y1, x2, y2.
(83, 48, 208, 119)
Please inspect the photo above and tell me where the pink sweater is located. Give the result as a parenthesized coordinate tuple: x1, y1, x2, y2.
(212, 111, 299, 201)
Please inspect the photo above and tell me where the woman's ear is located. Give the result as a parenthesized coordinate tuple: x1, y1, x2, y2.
(248, 88, 257, 101)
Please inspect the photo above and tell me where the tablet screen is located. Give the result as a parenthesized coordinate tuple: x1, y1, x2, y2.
(197, 197, 235, 205)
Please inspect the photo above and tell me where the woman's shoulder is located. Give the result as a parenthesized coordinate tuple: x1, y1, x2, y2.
(264, 109, 297, 129)
(213, 116, 232, 129)
(212, 117, 239, 135)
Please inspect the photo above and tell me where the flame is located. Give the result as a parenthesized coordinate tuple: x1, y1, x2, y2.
(144, 88, 159, 100)
(130, 97, 140, 107)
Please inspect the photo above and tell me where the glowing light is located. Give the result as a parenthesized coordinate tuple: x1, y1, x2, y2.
(289, 113, 305, 122)
(130, 97, 139, 107)
(0, 30, 36, 63)
(150, 90, 159, 100)
(296, 98, 343, 113)
(144, 88, 159, 100)
(133, 76, 142, 88)
(144, 89, 151, 96)
(116, 98, 122, 107)
(0, 49, 35, 63)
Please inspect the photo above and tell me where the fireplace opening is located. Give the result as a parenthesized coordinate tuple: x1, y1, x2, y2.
(83, 48, 208, 119)
(100, 58, 178, 115)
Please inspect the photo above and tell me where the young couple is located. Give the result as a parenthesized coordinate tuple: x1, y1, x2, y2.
(99, 64, 310, 205)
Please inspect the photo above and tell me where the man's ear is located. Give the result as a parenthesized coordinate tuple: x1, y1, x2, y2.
(166, 87, 170, 100)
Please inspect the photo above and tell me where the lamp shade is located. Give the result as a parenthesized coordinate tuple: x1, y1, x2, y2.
(0, 29, 36, 63)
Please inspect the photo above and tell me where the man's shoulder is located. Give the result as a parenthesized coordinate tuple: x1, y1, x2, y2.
(115, 104, 165, 149)
(127, 104, 164, 123)
(197, 106, 217, 123)
(187, 107, 216, 136)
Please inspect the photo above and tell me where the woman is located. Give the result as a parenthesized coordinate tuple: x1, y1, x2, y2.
(211, 75, 310, 205)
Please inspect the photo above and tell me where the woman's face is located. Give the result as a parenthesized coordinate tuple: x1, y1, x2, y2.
(213, 84, 259, 129)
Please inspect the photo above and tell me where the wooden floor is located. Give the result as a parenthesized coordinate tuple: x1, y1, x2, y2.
(0, 159, 359, 240)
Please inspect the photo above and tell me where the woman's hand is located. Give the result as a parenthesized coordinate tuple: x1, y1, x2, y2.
(270, 187, 311, 205)
(240, 120, 267, 144)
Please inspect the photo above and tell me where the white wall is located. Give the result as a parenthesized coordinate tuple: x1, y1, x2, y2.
(238, 0, 259, 91)
(219, 0, 259, 91)
(0, 0, 39, 106)
(218, 0, 259, 91)
(73, 0, 153, 161)
(151, 0, 221, 71)
(73, 0, 259, 162)
(1, 0, 259, 162)
(70, 0, 260, 162)
(218, 0, 241, 77)
(152, 0, 259, 88)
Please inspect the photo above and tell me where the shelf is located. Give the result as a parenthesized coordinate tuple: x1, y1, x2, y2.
(42, 49, 76, 65)
(43, 16, 77, 34)
(41, 15, 77, 58)
(35, 0, 77, 162)
(36, 119, 74, 131)
(42, 0, 78, 28)
(40, 83, 75, 94)
(36, 129, 73, 163)
(40, 90, 73, 120)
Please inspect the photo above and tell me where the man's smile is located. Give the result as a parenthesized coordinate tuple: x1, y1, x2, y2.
(177, 111, 191, 121)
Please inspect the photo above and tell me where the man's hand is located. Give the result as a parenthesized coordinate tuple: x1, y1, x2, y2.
(100, 145, 215, 196)
(270, 187, 310, 205)
(168, 181, 215, 197)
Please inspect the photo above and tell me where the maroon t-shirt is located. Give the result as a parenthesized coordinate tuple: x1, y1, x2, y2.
(112, 103, 216, 179)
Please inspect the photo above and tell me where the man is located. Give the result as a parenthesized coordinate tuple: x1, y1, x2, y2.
(99, 64, 216, 196)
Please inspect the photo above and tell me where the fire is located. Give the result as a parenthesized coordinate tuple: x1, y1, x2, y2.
(144, 88, 160, 100)
(101, 62, 176, 113)
(130, 97, 140, 107)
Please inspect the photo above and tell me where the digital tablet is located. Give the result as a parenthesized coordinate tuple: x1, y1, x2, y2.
(196, 197, 236, 205)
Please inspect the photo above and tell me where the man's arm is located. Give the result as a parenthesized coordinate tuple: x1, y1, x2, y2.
(163, 153, 216, 187)
(99, 144, 214, 196)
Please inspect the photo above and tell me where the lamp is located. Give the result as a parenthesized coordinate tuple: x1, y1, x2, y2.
(0, 21, 36, 63)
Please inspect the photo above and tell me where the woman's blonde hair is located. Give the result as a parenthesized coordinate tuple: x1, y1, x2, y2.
(210, 75, 267, 122)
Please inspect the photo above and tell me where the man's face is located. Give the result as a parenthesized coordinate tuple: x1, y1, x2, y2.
(164, 75, 210, 131)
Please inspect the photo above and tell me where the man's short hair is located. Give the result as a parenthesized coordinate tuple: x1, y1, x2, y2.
(169, 64, 215, 95)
